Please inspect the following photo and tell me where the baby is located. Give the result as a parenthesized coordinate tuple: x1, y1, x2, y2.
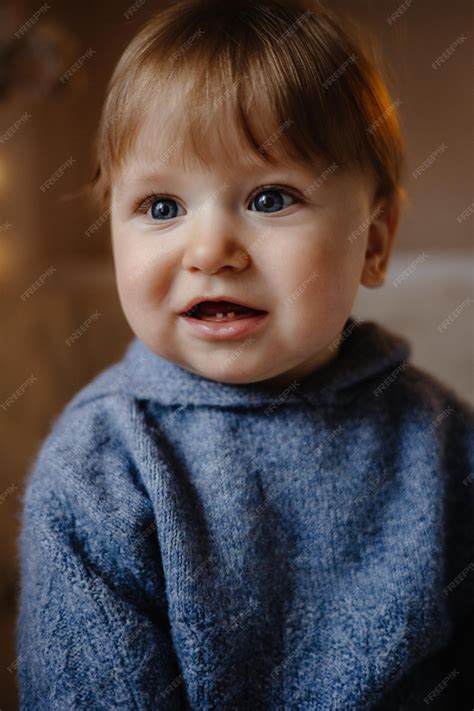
(16, 0, 474, 709)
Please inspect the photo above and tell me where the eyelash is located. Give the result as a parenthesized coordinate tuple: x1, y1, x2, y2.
(132, 185, 302, 216)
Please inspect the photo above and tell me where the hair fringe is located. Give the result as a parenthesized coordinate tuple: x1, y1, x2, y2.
(88, 0, 407, 214)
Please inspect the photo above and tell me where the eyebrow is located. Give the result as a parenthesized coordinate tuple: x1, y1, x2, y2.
(115, 171, 173, 193)
(114, 172, 191, 204)
(114, 159, 335, 199)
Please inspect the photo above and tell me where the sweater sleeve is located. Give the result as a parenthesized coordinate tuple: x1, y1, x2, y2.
(16, 400, 187, 711)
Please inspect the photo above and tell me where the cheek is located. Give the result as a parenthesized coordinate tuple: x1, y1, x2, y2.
(262, 223, 362, 331)
(113, 234, 175, 307)
(263, 226, 355, 297)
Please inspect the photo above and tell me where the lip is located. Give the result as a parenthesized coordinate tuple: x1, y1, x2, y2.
(179, 312, 269, 340)
(180, 295, 266, 316)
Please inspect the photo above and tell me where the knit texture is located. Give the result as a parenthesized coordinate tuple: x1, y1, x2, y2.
(16, 316, 474, 710)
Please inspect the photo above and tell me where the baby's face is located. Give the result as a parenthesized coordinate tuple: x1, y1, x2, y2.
(110, 120, 387, 386)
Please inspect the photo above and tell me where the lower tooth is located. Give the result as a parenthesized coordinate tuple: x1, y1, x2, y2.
(203, 312, 237, 321)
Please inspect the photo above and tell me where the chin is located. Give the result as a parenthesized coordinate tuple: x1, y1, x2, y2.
(204, 367, 258, 385)
(191, 359, 267, 385)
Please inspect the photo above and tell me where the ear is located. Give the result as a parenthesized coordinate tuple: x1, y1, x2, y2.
(360, 195, 400, 288)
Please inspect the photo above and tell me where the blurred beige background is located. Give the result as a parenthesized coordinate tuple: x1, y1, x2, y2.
(0, 0, 472, 708)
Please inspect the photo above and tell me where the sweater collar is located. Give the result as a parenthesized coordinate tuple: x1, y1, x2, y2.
(118, 315, 412, 408)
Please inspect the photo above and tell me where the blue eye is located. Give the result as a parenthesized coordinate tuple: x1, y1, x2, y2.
(149, 198, 182, 220)
(134, 186, 299, 220)
(249, 188, 298, 213)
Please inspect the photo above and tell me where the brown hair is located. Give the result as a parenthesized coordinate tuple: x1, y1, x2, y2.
(89, 0, 407, 212)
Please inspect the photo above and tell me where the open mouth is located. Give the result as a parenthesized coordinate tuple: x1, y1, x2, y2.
(183, 300, 267, 322)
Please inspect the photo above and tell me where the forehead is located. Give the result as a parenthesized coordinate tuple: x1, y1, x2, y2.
(113, 101, 334, 197)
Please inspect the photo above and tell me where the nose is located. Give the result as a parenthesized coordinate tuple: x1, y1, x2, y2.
(181, 207, 249, 274)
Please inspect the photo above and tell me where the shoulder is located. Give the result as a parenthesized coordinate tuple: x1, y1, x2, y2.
(394, 361, 474, 428)
(18, 346, 167, 615)
(373, 357, 473, 427)
(19, 381, 163, 585)
(376, 362, 474, 497)
(20, 339, 154, 516)
(363, 355, 474, 479)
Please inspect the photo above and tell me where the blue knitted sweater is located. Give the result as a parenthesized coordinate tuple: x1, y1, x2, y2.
(16, 316, 474, 710)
